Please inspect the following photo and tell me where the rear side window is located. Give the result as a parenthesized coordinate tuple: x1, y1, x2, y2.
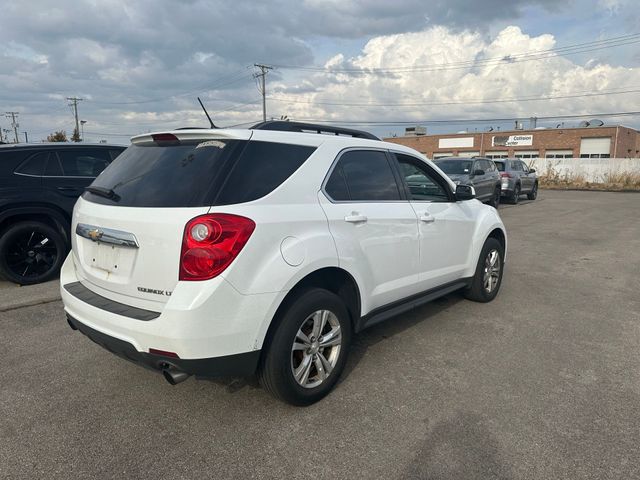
(84, 140, 316, 208)
(214, 141, 316, 205)
(325, 150, 401, 201)
(15, 152, 48, 175)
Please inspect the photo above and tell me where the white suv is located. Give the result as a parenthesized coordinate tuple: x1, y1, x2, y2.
(61, 121, 507, 405)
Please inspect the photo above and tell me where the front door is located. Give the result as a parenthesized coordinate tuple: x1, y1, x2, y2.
(393, 153, 476, 290)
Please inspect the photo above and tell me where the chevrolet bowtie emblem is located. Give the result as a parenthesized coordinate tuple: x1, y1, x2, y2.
(87, 229, 103, 241)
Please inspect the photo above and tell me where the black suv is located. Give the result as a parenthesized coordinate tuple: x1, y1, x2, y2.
(0, 143, 126, 284)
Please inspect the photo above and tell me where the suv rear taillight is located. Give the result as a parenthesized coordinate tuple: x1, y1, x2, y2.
(179, 214, 255, 281)
(500, 172, 512, 178)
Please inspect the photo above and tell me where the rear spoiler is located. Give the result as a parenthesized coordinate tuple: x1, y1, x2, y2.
(131, 129, 252, 145)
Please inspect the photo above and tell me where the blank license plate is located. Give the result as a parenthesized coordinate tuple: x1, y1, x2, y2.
(92, 243, 120, 272)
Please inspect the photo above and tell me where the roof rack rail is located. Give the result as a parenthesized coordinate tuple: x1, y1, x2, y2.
(251, 121, 380, 141)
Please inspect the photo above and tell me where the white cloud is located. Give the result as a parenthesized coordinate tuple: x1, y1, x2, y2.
(269, 26, 640, 128)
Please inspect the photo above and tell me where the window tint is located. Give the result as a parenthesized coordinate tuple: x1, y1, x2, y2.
(324, 164, 350, 201)
(494, 161, 505, 172)
(434, 159, 473, 174)
(57, 149, 111, 177)
(109, 149, 125, 161)
(326, 150, 401, 201)
(84, 140, 315, 208)
(15, 152, 48, 175)
(214, 141, 316, 205)
(45, 154, 64, 176)
(395, 154, 449, 202)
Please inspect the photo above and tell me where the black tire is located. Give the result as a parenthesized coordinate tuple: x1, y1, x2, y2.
(510, 183, 521, 204)
(464, 237, 505, 303)
(258, 288, 352, 406)
(527, 182, 538, 200)
(0, 221, 66, 285)
(488, 186, 501, 208)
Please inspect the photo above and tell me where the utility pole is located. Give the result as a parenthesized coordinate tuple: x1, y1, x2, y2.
(254, 64, 272, 122)
(67, 97, 83, 140)
(5, 112, 19, 143)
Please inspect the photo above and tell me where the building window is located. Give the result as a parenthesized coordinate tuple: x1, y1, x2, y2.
(514, 151, 540, 159)
(579, 153, 611, 158)
(545, 150, 573, 159)
(485, 152, 508, 159)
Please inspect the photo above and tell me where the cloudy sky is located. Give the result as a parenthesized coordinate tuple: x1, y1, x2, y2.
(1, 0, 639, 143)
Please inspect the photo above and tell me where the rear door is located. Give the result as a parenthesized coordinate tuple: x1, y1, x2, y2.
(318, 149, 421, 311)
(41, 147, 117, 214)
(472, 159, 492, 201)
(393, 153, 475, 289)
(520, 161, 534, 191)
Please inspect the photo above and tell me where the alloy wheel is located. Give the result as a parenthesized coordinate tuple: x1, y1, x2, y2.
(4, 230, 58, 280)
(291, 309, 342, 389)
(483, 249, 501, 293)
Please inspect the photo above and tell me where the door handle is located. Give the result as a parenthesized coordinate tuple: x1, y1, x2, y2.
(419, 213, 435, 224)
(344, 212, 367, 223)
(57, 186, 79, 191)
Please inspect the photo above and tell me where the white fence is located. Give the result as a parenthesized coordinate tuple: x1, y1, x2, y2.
(529, 158, 640, 183)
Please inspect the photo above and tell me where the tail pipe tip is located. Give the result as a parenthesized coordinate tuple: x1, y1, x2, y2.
(162, 367, 191, 385)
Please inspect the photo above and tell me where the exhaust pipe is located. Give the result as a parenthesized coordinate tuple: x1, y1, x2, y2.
(162, 367, 191, 385)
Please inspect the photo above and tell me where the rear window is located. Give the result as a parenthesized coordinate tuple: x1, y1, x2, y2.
(434, 159, 473, 175)
(494, 161, 505, 172)
(83, 140, 316, 207)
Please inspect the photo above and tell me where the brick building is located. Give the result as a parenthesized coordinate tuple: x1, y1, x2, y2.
(385, 125, 640, 159)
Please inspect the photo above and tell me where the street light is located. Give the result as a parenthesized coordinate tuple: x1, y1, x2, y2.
(80, 120, 87, 142)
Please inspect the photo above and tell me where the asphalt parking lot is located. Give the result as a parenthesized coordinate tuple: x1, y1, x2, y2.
(1, 190, 639, 479)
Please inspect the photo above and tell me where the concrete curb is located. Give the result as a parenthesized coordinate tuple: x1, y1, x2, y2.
(0, 280, 61, 312)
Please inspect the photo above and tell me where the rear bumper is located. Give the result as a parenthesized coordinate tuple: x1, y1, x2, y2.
(66, 314, 260, 377)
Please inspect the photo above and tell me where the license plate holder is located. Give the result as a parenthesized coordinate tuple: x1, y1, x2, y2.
(91, 243, 120, 272)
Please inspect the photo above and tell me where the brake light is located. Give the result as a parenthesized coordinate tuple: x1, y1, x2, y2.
(500, 172, 512, 178)
(179, 213, 255, 281)
(152, 133, 180, 146)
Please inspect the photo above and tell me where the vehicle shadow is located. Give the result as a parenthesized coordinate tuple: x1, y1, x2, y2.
(209, 291, 467, 394)
(339, 291, 466, 383)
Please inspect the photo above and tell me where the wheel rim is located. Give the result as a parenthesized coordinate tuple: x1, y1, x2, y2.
(483, 249, 501, 294)
(4, 230, 58, 279)
(291, 309, 342, 389)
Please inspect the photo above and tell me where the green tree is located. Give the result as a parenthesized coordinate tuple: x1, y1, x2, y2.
(71, 127, 81, 142)
(46, 130, 67, 142)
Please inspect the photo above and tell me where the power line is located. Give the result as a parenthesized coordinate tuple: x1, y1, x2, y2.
(270, 33, 640, 75)
(88, 70, 254, 106)
(291, 110, 640, 126)
(269, 87, 640, 108)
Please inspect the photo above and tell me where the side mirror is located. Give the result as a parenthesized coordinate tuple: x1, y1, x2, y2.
(473, 169, 485, 176)
(455, 184, 476, 201)
(529, 168, 536, 173)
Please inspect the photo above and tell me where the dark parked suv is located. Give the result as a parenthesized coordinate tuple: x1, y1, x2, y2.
(434, 156, 502, 207)
(0, 143, 125, 284)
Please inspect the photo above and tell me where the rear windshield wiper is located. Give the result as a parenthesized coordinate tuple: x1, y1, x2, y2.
(85, 186, 120, 202)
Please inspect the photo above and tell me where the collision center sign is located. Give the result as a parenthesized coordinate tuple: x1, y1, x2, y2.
(492, 134, 533, 147)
